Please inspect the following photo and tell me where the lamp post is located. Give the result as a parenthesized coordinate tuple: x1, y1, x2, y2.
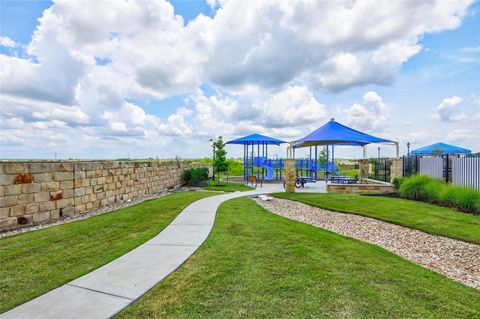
(377, 147, 380, 159)
(407, 142, 410, 157)
(209, 138, 216, 180)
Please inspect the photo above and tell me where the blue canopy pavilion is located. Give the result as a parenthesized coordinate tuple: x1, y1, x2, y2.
(411, 142, 471, 156)
(226, 134, 287, 181)
(227, 118, 398, 183)
(290, 118, 398, 182)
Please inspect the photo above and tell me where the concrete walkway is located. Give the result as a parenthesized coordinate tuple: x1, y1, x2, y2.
(2, 189, 270, 319)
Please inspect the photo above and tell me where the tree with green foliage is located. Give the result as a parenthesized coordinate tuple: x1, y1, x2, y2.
(318, 148, 326, 162)
(213, 136, 228, 182)
(432, 146, 444, 156)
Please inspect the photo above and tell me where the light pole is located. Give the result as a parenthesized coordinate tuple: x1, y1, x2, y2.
(407, 142, 410, 157)
(209, 138, 216, 180)
(377, 146, 380, 159)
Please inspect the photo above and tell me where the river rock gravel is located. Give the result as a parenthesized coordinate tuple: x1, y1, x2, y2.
(255, 197, 480, 290)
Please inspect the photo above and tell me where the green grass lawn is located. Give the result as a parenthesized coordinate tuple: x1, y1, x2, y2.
(190, 157, 244, 176)
(0, 191, 215, 313)
(339, 168, 359, 178)
(117, 197, 480, 318)
(273, 193, 480, 244)
(205, 179, 255, 192)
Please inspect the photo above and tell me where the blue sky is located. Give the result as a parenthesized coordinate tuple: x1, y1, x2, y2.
(0, 0, 479, 159)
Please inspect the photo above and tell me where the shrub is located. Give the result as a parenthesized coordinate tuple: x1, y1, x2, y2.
(398, 174, 480, 214)
(439, 185, 480, 213)
(392, 177, 405, 191)
(399, 175, 443, 202)
(183, 167, 209, 186)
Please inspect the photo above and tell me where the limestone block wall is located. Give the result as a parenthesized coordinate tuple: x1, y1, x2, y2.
(359, 159, 370, 179)
(327, 182, 395, 194)
(284, 159, 296, 193)
(390, 158, 403, 182)
(0, 161, 211, 229)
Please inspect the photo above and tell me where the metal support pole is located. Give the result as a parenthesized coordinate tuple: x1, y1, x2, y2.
(212, 143, 216, 180)
(251, 142, 254, 176)
(309, 146, 312, 178)
(314, 145, 318, 180)
(243, 143, 246, 180)
(262, 142, 265, 180)
(332, 145, 335, 174)
(257, 142, 260, 179)
(326, 145, 329, 179)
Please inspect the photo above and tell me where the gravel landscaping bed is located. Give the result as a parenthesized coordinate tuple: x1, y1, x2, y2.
(255, 197, 480, 290)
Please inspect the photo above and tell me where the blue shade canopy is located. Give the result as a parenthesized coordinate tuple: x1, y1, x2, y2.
(226, 134, 286, 145)
(293, 119, 395, 148)
(411, 142, 471, 155)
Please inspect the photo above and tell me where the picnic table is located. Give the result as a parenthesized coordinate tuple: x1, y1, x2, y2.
(328, 176, 357, 184)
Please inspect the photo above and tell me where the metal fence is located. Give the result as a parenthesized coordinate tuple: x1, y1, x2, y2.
(369, 158, 391, 182)
(451, 156, 480, 190)
(402, 155, 480, 190)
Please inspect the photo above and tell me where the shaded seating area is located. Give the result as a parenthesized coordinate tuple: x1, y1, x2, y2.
(292, 118, 399, 184)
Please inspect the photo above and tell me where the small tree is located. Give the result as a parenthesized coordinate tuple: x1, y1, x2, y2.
(431, 146, 444, 156)
(213, 136, 228, 182)
(318, 148, 327, 162)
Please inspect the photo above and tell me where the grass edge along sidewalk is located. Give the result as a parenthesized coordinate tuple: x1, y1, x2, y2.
(205, 180, 255, 192)
(0, 191, 216, 313)
(272, 193, 480, 245)
(117, 197, 480, 319)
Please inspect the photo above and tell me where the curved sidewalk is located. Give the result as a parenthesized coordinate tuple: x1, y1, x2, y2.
(2, 188, 277, 319)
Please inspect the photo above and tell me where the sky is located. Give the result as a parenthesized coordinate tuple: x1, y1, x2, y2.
(0, 0, 479, 160)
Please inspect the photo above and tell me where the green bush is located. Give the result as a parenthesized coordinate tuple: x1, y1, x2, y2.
(392, 177, 405, 191)
(182, 167, 209, 186)
(439, 185, 480, 213)
(398, 174, 480, 214)
(399, 175, 443, 202)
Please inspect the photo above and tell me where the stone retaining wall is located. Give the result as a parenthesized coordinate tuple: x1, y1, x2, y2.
(327, 178, 395, 194)
(0, 161, 211, 229)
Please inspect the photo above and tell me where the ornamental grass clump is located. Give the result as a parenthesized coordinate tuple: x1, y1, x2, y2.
(399, 175, 443, 202)
(439, 185, 480, 214)
(399, 174, 480, 214)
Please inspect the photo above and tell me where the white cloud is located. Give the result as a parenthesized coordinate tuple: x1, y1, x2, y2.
(204, 0, 472, 92)
(435, 96, 480, 122)
(437, 96, 464, 121)
(182, 85, 326, 140)
(344, 91, 390, 133)
(445, 129, 478, 146)
(0, 0, 476, 158)
(0, 36, 17, 48)
(0, 94, 89, 124)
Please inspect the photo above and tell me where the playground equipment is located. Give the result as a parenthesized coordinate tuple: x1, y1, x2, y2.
(226, 119, 398, 186)
(226, 134, 340, 182)
(226, 134, 287, 181)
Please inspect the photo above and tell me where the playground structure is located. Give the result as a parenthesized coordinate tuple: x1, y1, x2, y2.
(226, 119, 399, 184)
(226, 134, 340, 182)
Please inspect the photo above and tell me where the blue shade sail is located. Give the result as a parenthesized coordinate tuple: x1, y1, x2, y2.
(293, 119, 395, 148)
(411, 142, 471, 155)
(226, 134, 287, 145)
